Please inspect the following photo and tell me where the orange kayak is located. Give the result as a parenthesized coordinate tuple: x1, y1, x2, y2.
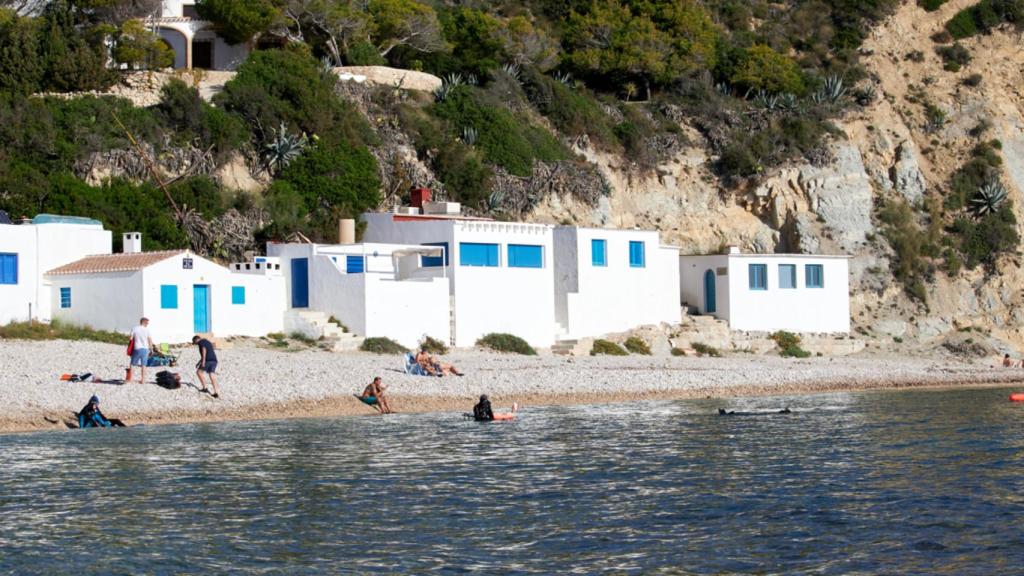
(1010, 393, 1024, 402)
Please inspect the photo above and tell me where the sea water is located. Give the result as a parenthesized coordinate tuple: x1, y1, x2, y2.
(2, 387, 1024, 574)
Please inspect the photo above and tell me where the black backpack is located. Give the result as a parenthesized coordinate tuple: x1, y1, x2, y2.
(155, 370, 181, 390)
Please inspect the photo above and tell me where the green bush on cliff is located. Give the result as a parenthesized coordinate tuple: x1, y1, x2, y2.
(476, 333, 536, 355)
(591, 339, 629, 356)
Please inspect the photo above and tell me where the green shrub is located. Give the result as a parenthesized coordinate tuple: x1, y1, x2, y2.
(670, 347, 687, 356)
(952, 203, 1019, 269)
(419, 335, 449, 355)
(935, 43, 971, 72)
(692, 342, 722, 357)
(945, 0, 1023, 39)
(591, 339, 629, 356)
(876, 197, 937, 303)
(623, 336, 652, 355)
(476, 333, 536, 355)
(770, 331, 811, 358)
(522, 68, 619, 152)
(360, 337, 409, 354)
(0, 319, 125, 344)
(947, 142, 1002, 211)
(346, 41, 387, 66)
(289, 331, 318, 346)
(432, 85, 567, 176)
(962, 73, 984, 87)
(730, 45, 806, 95)
(157, 79, 247, 156)
(920, 0, 950, 11)
(195, 0, 278, 45)
(946, 9, 979, 38)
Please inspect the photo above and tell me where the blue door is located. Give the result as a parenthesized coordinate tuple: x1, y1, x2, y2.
(703, 269, 716, 314)
(193, 285, 210, 333)
(291, 258, 309, 308)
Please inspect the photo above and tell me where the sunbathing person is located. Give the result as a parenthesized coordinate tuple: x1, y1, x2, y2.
(360, 377, 394, 414)
(1004, 354, 1014, 367)
(78, 395, 126, 428)
(417, 348, 464, 377)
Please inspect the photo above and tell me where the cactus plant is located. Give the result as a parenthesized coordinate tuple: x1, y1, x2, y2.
(970, 181, 1008, 217)
(754, 90, 781, 112)
(460, 126, 478, 146)
(814, 74, 846, 104)
(262, 122, 308, 175)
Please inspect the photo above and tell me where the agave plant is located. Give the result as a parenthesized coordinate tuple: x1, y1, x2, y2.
(465, 73, 479, 86)
(753, 90, 781, 112)
(553, 71, 573, 86)
(486, 189, 505, 212)
(262, 122, 308, 175)
(814, 74, 846, 104)
(461, 126, 478, 146)
(500, 62, 521, 83)
(319, 55, 335, 76)
(434, 73, 465, 102)
(780, 92, 800, 113)
(970, 181, 1008, 217)
(715, 82, 730, 96)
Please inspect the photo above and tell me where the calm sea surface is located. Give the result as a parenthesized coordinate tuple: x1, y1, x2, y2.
(2, 387, 1024, 574)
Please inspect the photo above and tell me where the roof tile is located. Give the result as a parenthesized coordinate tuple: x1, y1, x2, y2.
(46, 250, 186, 276)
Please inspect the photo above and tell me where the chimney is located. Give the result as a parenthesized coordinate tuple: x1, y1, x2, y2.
(410, 187, 432, 211)
(338, 219, 356, 244)
(123, 232, 142, 254)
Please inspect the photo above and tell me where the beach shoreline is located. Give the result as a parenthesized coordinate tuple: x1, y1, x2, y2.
(2, 339, 1022, 435)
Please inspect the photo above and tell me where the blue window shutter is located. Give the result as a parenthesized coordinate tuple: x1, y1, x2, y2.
(459, 243, 499, 267)
(160, 284, 178, 309)
(629, 241, 645, 268)
(806, 264, 824, 288)
(0, 253, 17, 285)
(421, 242, 449, 267)
(591, 239, 606, 267)
(508, 244, 543, 268)
(749, 264, 767, 290)
(60, 287, 71, 308)
(779, 264, 796, 289)
(231, 286, 246, 304)
(346, 255, 365, 273)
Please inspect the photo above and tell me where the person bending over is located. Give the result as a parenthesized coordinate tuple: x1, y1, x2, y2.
(78, 395, 126, 428)
(193, 335, 221, 398)
(361, 377, 394, 414)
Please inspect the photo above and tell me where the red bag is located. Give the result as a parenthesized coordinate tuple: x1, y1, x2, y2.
(126, 336, 135, 356)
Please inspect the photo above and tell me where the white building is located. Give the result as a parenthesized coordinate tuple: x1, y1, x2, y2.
(46, 234, 285, 343)
(554, 226, 680, 339)
(150, 1, 250, 70)
(266, 241, 450, 349)
(0, 215, 112, 325)
(679, 248, 851, 334)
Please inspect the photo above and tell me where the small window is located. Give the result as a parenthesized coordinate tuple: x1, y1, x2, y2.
(346, 255, 365, 274)
(591, 239, 607, 267)
(421, 242, 449, 267)
(806, 264, 824, 288)
(459, 243, 499, 267)
(0, 253, 17, 285)
(231, 286, 245, 305)
(255, 257, 266, 263)
(779, 264, 796, 289)
(508, 244, 543, 268)
(60, 287, 71, 309)
(748, 264, 767, 290)
(182, 4, 199, 18)
(160, 284, 178, 309)
(629, 241, 645, 268)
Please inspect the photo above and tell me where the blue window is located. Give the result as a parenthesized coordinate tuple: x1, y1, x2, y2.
(806, 264, 824, 288)
(591, 239, 607, 267)
(160, 284, 178, 309)
(460, 243, 499, 267)
(779, 264, 796, 289)
(749, 264, 767, 290)
(255, 257, 267, 263)
(421, 242, 449, 267)
(629, 241, 645, 268)
(60, 287, 71, 309)
(508, 244, 543, 268)
(0, 253, 16, 285)
(346, 255, 365, 274)
(231, 286, 246, 305)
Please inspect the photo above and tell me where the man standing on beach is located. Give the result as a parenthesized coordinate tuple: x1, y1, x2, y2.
(128, 317, 155, 384)
(193, 335, 221, 398)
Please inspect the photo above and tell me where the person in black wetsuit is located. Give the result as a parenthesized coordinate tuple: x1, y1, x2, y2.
(78, 395, 126, 428)
(473, 395, 494, 421)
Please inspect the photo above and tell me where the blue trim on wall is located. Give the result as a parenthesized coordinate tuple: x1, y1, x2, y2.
(779, 264, 796, 289)
(0, 253, 17, 285)
(806, 264, 824, 288)
(629, 241, 645, 268)
(459, 243, 499, 267)
(421, 242, 449, 267)
(160, 284, 178, 309)
(231, 286, 246, 305)
(346, 255, 365, 274)
(748, 264, 767, 290)
(508, 244, 543, 268)
(591, 239, 606, 267)
(60, 287, 71, 309)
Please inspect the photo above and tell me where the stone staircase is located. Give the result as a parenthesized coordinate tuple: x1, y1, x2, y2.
(670, 314, 733, 352)
(551, 323, 594, 356)
(284, 310, 365, 351)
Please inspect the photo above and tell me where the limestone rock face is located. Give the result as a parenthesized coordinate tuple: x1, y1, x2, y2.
(333, 66, 442, 92)
(891, 141, 926, 204)
(796, 143, 874, 253)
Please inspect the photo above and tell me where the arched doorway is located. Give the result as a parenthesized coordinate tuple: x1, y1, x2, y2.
(703, 269, 716, 314)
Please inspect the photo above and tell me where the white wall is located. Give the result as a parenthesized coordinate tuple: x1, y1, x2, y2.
(0, 222, 112, 325)
(725, 256, 850, 334)
(50, 272, 144, 335)
(556, 227, 680, 339)
(679, 254, 730, 319)
(157, 27, 189, 69)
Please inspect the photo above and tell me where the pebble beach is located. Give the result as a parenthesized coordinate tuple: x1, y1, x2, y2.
(2, 339, 1023, 434)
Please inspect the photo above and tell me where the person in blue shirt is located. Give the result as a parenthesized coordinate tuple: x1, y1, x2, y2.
(192, 335, 221, 398)
(78, 396, 125, 428)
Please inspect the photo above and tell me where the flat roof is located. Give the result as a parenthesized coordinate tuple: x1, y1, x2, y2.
(680, 253, 851, 259)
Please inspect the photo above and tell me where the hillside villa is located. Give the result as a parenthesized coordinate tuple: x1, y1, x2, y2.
(150, 0, 250, 70)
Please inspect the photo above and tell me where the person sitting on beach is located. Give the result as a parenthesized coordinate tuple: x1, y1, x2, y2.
(361, 377, 393, 414)
(78, 395, 126, 428)
(473, 395, 494, 421)
(1004, 354, 1014, 367)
